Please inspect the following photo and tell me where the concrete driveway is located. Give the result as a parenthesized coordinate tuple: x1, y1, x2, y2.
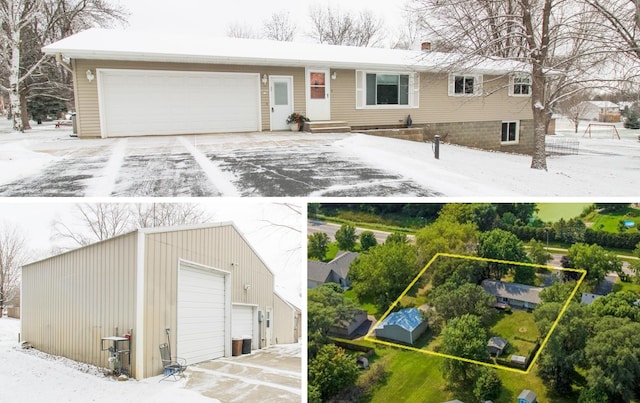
(184, 344, 301, 403)
(0, 124, 438, 197)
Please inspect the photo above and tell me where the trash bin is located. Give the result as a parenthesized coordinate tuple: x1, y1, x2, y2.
(242, 335, 252, 354)
(232, 338, 243, 356)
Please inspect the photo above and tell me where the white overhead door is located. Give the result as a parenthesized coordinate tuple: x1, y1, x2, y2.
(177, 262, 229, 365)
(97, 69, 261, 137)
(232, 305, 256, 347)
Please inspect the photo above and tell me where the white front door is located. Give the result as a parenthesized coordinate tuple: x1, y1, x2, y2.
(269, 76, 294, 131)
(306, 68, 331, 121)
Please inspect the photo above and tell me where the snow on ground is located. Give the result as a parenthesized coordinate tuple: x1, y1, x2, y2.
(334, 118, 640, 197)
(0, 318, 218, 403)
(0, 117, 638, 197)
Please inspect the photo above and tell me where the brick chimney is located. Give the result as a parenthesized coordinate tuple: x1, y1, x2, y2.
(421, 42, 431, 51)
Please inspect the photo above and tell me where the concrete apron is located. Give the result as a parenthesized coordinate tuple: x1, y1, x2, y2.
(185, 346, 301, 402)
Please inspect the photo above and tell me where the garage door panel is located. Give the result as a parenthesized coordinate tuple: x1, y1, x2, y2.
(178, 265, 227, 365)
(99, 70, 260, 137)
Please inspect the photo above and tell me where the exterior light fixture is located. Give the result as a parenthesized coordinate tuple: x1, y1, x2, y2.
(331, 71, 337, 80)
(244, 283, 251, 291)
(86, 69, 95, 82)
(262, 74, 268, 85)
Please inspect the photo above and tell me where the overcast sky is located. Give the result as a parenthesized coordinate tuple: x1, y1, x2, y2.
(113, 0, 408, 44)
(0, 200, 302, 306)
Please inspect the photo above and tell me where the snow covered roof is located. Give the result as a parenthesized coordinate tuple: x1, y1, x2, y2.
(588, 101, 619, 109)
(43, 28, 528, 75)
(377, 308, 425, 332)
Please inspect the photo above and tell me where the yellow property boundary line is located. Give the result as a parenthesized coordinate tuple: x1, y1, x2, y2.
(363, 252, 587, 374)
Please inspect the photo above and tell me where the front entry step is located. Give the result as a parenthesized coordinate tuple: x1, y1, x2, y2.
(303, 121, 351, 133)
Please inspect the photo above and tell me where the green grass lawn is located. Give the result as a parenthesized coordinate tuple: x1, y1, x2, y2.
(614, 281, 640, 294)
(343, 289, 380, 317)
(584, 206, 640, 233)
(363, 345, 577, 403)
(490, 310, 540, 358)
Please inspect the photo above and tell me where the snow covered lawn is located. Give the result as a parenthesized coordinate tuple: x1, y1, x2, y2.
(0, 317, 301, 402)
(0, 317, 215, 403)
(0, 118, 637, 197)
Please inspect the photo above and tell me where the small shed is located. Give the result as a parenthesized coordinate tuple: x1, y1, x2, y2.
(511, 355, 527, 367)
(518, 389, 538, 403)
(375, 308, 428, 345)
(487, 336, 508, 357)
(330, 309, 368, 338)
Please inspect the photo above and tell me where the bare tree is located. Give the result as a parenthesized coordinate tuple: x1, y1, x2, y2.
(134, 203, 213, 228)
(226, 22, 260, 39)
(51, 203, 213, 249)
(391, 8, 423, 49)
(262, 11, 296, 41)
(586, 0, 640, 60)
(0, 0, 126, 132)
(0, 222, 29, 313)
(557, 91, 593, 133)
(52, 203, 132, 246)
(411, 0, 608, 170)
(307, 4, 384, 47)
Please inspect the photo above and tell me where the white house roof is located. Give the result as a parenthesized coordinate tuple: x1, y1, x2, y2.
(588, 101, 619, 109)
(43, 28, 529, 75)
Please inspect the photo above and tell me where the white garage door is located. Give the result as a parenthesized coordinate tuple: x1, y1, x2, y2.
(177, 263, 227, 364)
(97, 69, 260, 137)
(232, 305, 255, 342)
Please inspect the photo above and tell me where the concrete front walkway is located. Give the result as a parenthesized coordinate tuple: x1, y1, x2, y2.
(184, 344, 301, 403)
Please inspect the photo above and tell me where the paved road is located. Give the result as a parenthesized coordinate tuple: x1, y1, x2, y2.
(307, 220, 415, 244)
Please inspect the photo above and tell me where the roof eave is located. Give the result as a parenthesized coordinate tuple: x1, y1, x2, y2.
(44, 48, 517, 75)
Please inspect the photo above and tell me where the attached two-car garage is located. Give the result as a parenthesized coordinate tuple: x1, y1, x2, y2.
(97, 69, 261, 137)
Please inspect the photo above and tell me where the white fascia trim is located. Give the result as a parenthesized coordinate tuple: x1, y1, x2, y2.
(134, 230, 145, 380)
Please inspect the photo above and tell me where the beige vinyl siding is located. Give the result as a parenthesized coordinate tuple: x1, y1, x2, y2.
(331, 70, 531, 127)
(141, 225, 274, 378)
(21, 232, 138, 376)
(74, 59, 305, 137)
(273, 293, 299, 344)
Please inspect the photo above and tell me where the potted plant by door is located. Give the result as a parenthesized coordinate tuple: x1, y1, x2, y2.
(286, 112, 309, 131)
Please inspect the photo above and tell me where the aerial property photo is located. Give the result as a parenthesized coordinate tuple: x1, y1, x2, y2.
(308, 203, 640, 402)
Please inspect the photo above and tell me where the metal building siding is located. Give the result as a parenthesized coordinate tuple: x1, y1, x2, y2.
(21, 232, 138, 375)
(141, 225, 274, 378)
(73, 59, 305, 137)
(273, 293, 298, 344)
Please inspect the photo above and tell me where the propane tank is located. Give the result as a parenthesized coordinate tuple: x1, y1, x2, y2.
(108, 353, 121, 372)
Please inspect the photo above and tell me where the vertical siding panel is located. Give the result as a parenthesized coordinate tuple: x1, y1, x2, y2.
(21, 232, 138, 377)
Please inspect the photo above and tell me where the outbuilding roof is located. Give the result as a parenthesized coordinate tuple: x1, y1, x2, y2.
(376, 308, 424, 332)
(43, 28, 529, 75)
(481, 280, 543, 305)
(487, 336, 508, 351)
(518, 389, 537, 401)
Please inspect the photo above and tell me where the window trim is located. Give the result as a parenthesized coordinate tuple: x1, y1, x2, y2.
(356, 70, 419, 109)
(501, 120, 520, 144)
(509, 74, 532, 97)
(448, 73, 483, 97)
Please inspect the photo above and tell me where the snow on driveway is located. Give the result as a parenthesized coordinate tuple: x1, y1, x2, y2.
(0, 118, 638, 197)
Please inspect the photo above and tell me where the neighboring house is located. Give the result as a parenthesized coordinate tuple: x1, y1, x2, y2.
(481, 280, 543, 310)
(307, 251, 359, 289)
(579, 101, 621, 122)
(21, 222, 297, 380)
(329, 309, 369, 338)
(375, 308, 428, 345)
(580, 292, 603, 305)
(43, 29, 535, 154)
(487, 336, 508, 357)
(517, 389, 538, 403)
